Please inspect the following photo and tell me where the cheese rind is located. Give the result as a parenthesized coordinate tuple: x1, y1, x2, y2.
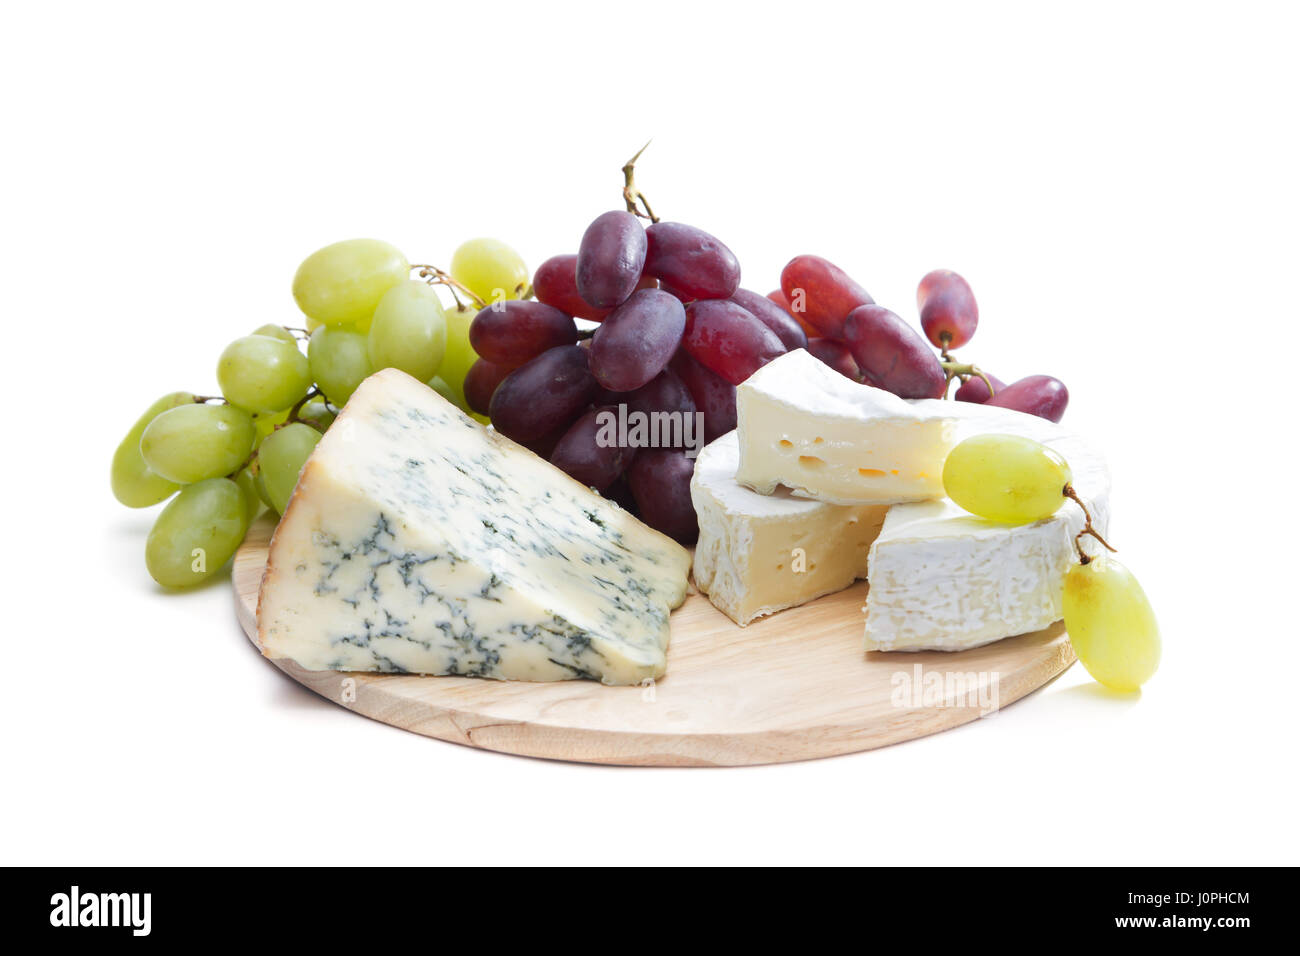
(256, 369, 692, 685)
(692, 431, 888, 625)
(735, 349, 957, 505)
(864, 402, 1110, 651)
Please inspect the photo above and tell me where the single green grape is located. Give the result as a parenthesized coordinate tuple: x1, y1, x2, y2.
(427, 375, 458, 406)
(943, 433, 1072, 524)
(1064, 556, 1161, 691)
(450, 238, 528, 305)
(253, 466, 275, 511)
(111, 391, 196, 507)
(217, 334, 313, 414)
(252, 323, 298, 344)
(232, 466, 263, 524)
(260, 422, 322, 514)
(140, 403, 256, 484)
(292, 239, 409, 329)
(367, 280, 447, 382)
(145, 478, 251, 588)
(309, 325, 372, 406)
(437, 301, 489, 423)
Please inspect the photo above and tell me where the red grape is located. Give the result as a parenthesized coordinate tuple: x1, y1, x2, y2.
(535, 254, 655, 321)
(623, 367, 696, 418)
(985, 375, 1069, 422)
(577, 211, 647, 309)
(842, 304, 946, 399)
(658, 280, 696, 304)
(589, 288, 686, 392)
(670, 348, 736, 443)
(683, 299, 786, 386)
(767, 288, 820, 337)
(730, 288, 808, 351)
(550, 406, 634, 491)
(645, 222, 741, 300)
(954, 371, 1006, 404)
(780, 255, 873, 339)
(627, 448, 699, 545)
(469, 301, 577, 368)
(463, 358, 513, 415)
(917, 269, 978, 350)
(806, 337, 861, 381)
(489, 345, 599, 444)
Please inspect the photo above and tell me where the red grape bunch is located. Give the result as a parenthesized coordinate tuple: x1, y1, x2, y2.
(770, 257, 1069, 422)
(467, 152, 805, 545)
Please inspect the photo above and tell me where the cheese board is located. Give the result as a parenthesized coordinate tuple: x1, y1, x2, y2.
(234, 513, 1076, 766)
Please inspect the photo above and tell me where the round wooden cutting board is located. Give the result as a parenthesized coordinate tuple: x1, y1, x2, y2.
(234, 515, 1075, 766)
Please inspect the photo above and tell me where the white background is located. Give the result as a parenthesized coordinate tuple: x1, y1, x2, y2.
(3, 0, 1297, 865)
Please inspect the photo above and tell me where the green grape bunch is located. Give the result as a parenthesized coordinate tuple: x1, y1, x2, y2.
(111, 236, 527, 588)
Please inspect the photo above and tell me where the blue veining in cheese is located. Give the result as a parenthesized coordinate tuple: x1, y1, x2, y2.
(257, 369, 692, 685)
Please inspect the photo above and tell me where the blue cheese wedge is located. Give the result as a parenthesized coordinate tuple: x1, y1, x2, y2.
(734, 348, 957, 505)
(256, 369, 692, 685)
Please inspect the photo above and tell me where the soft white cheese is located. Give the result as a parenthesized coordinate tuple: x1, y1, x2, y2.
(257, 369, 692, 685)
(734, 348, 957, 505)
(692, 431, 888, 625)
(863, 402, 1110, 651)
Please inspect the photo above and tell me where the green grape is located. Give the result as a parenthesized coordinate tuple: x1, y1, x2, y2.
(292, 239, 409, 330)
(253, 466, 275, 511)
(253, 408, 290, 443)
(217, 334, 313, 413)
(1064, 556, 1161, 691)
(260, 422, 322, 514)
(943, 433, 1071, 524)
(367, 280, 447, 382)
(145, 478, 251, 588)
(232, 466, 263, 523)
(297, 396, 337, 432)
(437, 301, 489, 422)
(140, 403, 256, 484)
(309, 325, 372, 406)
(450, 238, 528, 304)
(252, 323, 298, 344)
(111, 391, 196, 507)
(427, 375, 458, 405)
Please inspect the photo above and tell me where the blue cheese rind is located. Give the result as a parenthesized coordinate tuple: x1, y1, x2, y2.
(256, 369, 692, 685)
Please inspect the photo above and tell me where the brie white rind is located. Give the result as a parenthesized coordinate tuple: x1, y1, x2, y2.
(735, 348, 958, 505)
(257, 369, 692, 685)
(692, 431, 888, 626)
(864, 402, 1110, 652)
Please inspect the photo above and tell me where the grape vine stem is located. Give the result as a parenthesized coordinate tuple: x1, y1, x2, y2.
(623, 141, 660, 223)
(1064, 483, 1116, 563)
(411, 265, 486, 310)
(939, 362, 994, 399)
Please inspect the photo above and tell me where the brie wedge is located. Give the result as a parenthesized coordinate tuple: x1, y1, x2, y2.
(692, 431, 888, 625)
(257, 369, 692, 685)
(864, 402, 1110, 651)
(734, 348, 957, 505)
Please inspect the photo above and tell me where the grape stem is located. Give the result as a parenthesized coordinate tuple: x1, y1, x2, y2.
(411, 265, 487, 310)
(1064, 483, 1116, 563)
(939, 362, 994, 399)
(287, 387, 325, 430)
(194, 394, 227, 405)
(622, 141, 660, 223)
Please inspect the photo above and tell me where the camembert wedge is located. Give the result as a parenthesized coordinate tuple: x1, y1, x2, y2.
(257, 369, 692, 685)
(692, 431, 888, 625)
(735, 348, 957, 505)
